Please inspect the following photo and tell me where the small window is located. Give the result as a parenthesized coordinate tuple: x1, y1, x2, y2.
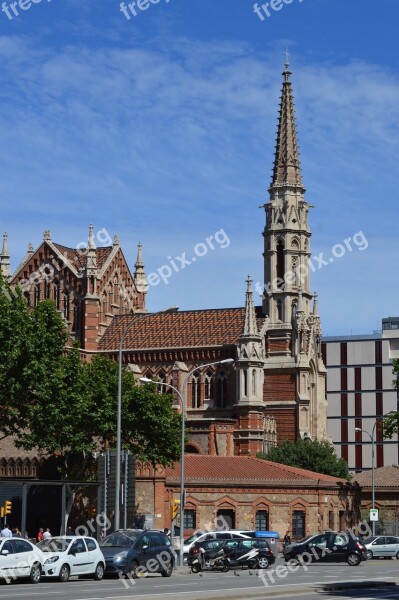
(14, 540, 33, 553)
(85, 538, 97, 552)
(292, 510, 305, 540)
(71, 539, 86, 554)
(149, 534, 164, 548)
(184, 509, 196, 530)
(256, 510, 269, 531)
(2, 540, 14, 554)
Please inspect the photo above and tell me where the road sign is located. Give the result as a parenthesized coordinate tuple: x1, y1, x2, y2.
(370, 508, 379, 521)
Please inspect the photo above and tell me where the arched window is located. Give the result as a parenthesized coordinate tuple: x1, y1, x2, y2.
(34, 285, 40, 306)
(24, 291, 31, 306)
(292, 510, 306, 540)
(243, 370, 248, 397)
(217, 371, 227, 408)
(191, 375, 200, 409)
(292, 301, 297, 321)
(276, 240, 285, 287)
(53, 280, 60, 309)
(204, 370, 213, 401)
(256, 510, 269, 531)
(252, 369, 256, 395)
(277, 299, 283, 321)
(63, 291, 70, 320)
(45, 279, 51, 299)
(328, 510, 334, 530)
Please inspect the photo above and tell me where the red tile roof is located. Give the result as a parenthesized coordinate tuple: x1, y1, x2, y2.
(165, 455, 346, 485)
(354, 465, 399, 488)
(53, 243, 113, 272)
(99, 308, 261, 351)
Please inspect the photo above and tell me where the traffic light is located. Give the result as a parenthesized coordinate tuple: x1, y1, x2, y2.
(170, 499, 180, 521)
(0, 507, 4, 518)
(4, 501, 12, 515)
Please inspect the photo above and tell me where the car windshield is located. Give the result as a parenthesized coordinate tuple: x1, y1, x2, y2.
(363, 537, 377, 544)
(184, 532, 203, 545)
(101, 532, 137, 547)
(296, 535, 314, 544)
(37, 538, 72, 552)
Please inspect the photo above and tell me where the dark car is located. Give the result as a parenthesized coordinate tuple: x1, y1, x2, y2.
(188, 537, 275, 570)
(283, 532, 367, 566)
(100, 530, 174, 578)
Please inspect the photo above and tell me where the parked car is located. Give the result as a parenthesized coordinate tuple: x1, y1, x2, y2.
(100, 529, 174, 578)
(363, 536, 399, 559)
(37, 536, 105, 582)
(283, 532, 367, 566)
(0, 537, 44, 583)
(188, 537, 275, 571)
(182, 530, 252, 563)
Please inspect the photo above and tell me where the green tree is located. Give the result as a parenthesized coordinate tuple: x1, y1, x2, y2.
(257, 438, 351, 479)
(382, 359, 399, 438)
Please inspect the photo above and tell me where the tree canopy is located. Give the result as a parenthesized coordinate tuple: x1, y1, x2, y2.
(257, 438, 351, 479)
(382, 358, 399, 439)
(0, 274, 181, 479)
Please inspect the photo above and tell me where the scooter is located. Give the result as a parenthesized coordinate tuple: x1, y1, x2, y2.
(190, 545, 230, 573)
(225, 545, 260, 570)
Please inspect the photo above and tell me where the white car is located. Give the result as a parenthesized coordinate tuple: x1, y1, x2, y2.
(37, 536, 105, 582)
(182, 531, 252, 563)
(363, 535, 399, 559)
(0, 537, 44, 584)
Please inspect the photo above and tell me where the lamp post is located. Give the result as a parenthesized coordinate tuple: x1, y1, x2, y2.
(141, 357, 234, 566)
(355, 412, 394, 535)
(115, 307, 178, 531)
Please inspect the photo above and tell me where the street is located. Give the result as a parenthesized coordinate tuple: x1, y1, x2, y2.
(2, 558, 399, 600)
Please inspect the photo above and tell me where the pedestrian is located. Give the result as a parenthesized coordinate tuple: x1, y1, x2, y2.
(0, 525, 12, 537)
(12, 527, 21, 537)
(37, 528, 44, 542)
(283, 530, 291, 549)
(66, 527, 74, 536)
(24, 531, 29, 540)
(42, 528, 51, 540)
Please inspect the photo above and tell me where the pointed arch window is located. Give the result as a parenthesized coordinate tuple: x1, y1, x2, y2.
(277, 299, 283, 321)
(63, 291, 70, 320)
(34, 285, 40, 306)
(276, 240, 285, 287)
(45, 279, 51, 299)
(243, 370, 248, 397)
(53, 280, 60, 310)
(204, 370, 214, 402)
(24, 291, 31, 306)
(252, 369, 257, 395)
(217, 371, 227, 408)
(191, 375, 201, 409)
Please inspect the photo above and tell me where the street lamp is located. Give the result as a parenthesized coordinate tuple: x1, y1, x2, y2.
(355, 412, 395, 535)
(115, 307, 179, 531)
(141, 357, 234, 566)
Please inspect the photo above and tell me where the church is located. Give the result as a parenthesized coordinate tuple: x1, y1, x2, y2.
(2, 59, 328, 463)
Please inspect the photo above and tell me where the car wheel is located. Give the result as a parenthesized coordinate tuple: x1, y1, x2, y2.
(183, 554, 188, 565)
(396, 551, 399, 559)
(366, 550, 373, 560)
(29, 563, 41, 584)
(126, 561, 140, 579)
(93, 562, 104, 581)
(160, 560, 173, 577)
(257, 556, 270, 569)
(347, 553, 361, 566)
(59, 564, 70, 582)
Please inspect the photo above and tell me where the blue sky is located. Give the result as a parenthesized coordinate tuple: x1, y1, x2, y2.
(1, 0, 398, 335)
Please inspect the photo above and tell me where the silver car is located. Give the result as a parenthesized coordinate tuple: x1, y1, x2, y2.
(363, 536, 399, 559)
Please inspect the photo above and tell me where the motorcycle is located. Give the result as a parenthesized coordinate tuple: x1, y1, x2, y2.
(225, 545, 260, 570)
(190, 544, 230, 573)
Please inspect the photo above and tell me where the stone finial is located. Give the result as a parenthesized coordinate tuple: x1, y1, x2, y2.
(88, 224, 96, 250)
(113, 235, 120, 247)
(43, 230, 51, 241)
(1, 233, 9, 257)
(243, 275, 258, 337)
(28, 242, 34, 253)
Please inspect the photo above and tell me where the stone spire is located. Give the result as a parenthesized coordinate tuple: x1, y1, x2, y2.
(134, 242, 148, 295)
(84, 224, 98, 297)
(270, 57, 304, 191)
(0, 233, 10, 280)
(243, 275, 258, 337)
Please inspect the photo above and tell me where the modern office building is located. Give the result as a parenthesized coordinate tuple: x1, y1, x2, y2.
(322, 318, 399, 473)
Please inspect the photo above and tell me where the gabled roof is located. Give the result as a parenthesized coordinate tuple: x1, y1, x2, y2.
(99, 308, 258, 351)
(165, 455, 346, 485)
(53, 243, 113, 272)
(354, 465, 399, 488)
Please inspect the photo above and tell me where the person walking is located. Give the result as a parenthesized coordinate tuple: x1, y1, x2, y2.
(0, 525, 12, 537)
(42, 528, 51, 540)
(283, 531, 291, 549)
